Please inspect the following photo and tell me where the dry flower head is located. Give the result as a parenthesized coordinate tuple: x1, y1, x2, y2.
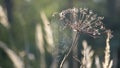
(59, 8, 106, 38)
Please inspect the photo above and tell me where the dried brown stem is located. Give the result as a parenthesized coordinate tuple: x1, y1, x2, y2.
(60, 32, 79, 68)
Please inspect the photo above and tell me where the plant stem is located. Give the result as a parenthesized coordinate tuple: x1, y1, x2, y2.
(60, 31, 79, 68)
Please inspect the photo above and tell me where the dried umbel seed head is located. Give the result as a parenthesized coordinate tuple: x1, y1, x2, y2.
(58, 8, 106, 37)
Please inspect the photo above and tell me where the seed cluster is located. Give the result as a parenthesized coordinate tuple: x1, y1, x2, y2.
(59, 8, 106, 37)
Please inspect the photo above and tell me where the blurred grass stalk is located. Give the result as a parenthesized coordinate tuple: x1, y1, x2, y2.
(0, 5, 24, 68)
(0, 5, 10, 29)
(35, 11, 55, 68)
(72, 31, 113, 68)
(80, 40, 94, 68)
(40, 11, 54, 51)
(0, 41, 24, 68)
(36, 23, 46, 68)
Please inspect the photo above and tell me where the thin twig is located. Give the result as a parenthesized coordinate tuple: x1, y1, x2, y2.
(73, 56, 81, 63)
(60, 32, 79, 68)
